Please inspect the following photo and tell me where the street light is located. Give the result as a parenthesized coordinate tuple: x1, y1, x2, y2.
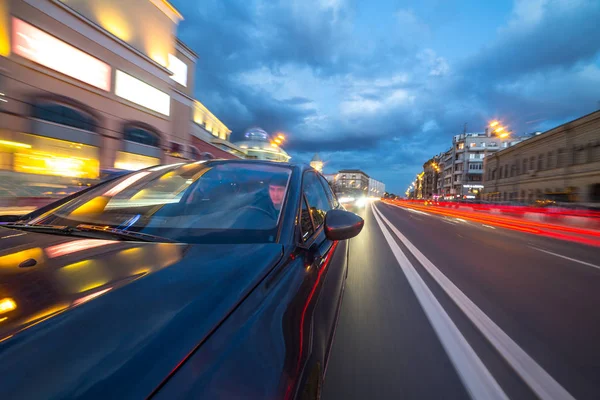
(489, 120, 499, 128)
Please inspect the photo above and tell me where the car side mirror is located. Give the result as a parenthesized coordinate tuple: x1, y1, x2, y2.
(324, 209, 364, 241)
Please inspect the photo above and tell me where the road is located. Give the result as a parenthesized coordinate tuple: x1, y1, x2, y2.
(322, 201, 600, 400)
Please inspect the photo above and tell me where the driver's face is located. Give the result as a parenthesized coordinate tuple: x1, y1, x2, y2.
(269, 185, 286, 209)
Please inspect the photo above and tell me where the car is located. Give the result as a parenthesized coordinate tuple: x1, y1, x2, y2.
(0, 160, 364, 400)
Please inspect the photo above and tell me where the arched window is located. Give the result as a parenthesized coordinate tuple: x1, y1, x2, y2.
(190, 146, 202, 161)
(123, 124, 160, 147)
(32, 100, 97, 132)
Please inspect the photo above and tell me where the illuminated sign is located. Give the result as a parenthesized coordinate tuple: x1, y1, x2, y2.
(115, 70, 170, 116)
(168, 54, 188, 87)
(12, 18, 111, 91)
(462, 184, 484, 189)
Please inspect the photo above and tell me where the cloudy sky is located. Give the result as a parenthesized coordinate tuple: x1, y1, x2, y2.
(170, 0, 600, 194)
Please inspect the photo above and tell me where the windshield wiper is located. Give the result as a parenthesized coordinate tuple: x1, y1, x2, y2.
(3, 224, 176, 243)
(75, 224, 177, 243)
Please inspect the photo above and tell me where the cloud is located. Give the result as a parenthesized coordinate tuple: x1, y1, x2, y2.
(464, 0, 600, 80)
(170, 0, 600, 193)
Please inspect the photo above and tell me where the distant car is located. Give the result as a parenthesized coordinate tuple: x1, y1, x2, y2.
(0, 160, 364, 400)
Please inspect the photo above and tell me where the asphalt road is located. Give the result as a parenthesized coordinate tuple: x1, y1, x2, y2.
(322, 201, 600, 400)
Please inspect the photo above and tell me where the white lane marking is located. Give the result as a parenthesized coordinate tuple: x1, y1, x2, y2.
(371, 205, 508, 400)
(529, 246, 600, 271)
(483, 225, 497, 230)
(385, 202, 435, 217)
(406, 208, 430, 216)
(372, 204, 576, 400)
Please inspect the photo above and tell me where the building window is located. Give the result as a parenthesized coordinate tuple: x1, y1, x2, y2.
(538, 154, 544, 170)
(489, 142, 497, 147)
(516, 161, 520, 175)
(522, 159, 527, 174)
(499, 166, 503, 179)
(168, 142, 184, 158)
(547, 151, 554, 169)
(32, 100, 97, 132)
(190, 146, 202, 160)
(557, 148, 565, 167)
(529, 156, 535, 170)
(470, 142, 476, 148)
(574, 146, 586, 165)
(124, 124, 160, 147)
(458, 143, 464, 150)
(480, 142, 486, 147)
(504, 164, 509, 178)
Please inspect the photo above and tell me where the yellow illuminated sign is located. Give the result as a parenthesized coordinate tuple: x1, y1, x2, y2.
(114, 151, 160, 171)
(0, 140, 32, 149)
(0, 298, 16, 314)
(14, 151, 99, 179)
(0, 0, 10, 56)
(10, 134, 100, 179)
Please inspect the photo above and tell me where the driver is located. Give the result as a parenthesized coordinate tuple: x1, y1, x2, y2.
(268, 175, 287, 212)
(251, 174, 288, 220)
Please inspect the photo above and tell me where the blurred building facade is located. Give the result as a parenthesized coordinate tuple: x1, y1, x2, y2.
(332, 169, 369, 198)
(422, 155, 441, 199)
(309, 153, 323, 172)
(436, 132, 526, 199)
(368, 177, 385, 198)
(483, 110, 600, 204)
(233, 127, 291, 162)
(0, 0, 240, 202)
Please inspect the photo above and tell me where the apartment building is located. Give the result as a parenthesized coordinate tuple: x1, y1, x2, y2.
(483, 110, 600, 204)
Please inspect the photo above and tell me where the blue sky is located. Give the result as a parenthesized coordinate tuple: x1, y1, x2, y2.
(170, 0, 600, 194)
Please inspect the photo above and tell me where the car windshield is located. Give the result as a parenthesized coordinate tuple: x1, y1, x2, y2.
(29, 161, 292, 244)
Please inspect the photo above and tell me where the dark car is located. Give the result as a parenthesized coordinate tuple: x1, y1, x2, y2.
(0, 160, 363, 400)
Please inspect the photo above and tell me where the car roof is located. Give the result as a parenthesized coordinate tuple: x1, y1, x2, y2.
(169, 159, 316, 173)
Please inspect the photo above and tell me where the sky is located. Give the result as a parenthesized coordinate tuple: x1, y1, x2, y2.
(170, 0, 600, 194)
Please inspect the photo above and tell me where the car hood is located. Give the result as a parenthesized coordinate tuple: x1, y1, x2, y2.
(0, 228, 283, 399)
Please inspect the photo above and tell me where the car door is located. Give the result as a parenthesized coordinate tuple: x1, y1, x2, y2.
(300, 172, 348, 377)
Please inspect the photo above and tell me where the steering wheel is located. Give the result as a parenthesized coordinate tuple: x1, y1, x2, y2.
(238, 205, 276, 220)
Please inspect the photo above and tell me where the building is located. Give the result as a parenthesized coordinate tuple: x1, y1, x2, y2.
(233, 127, 291, 162)
(422, 155, 441, 199)
(483, 110, 600, 204)
(191, 100, 245, 159)
(0, 0, 238, 200)
(368, 177, 385, 198)
(437, 131, 527, 200)
(310, 153, 323, 173)
(335, 169, 369, 198)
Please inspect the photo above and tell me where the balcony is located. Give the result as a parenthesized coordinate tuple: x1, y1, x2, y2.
(454, 158, 464, 164)
(467, 169, 483, 174)
(454, 170, 463, 174)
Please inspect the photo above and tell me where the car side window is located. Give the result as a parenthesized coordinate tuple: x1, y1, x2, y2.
(318, 175, 339, 208)
(303, 172, 332, 229)
(300, 196, 315, 242)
